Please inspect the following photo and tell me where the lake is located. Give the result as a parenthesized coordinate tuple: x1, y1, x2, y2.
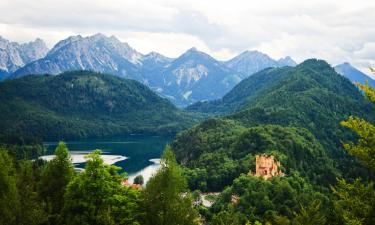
(42, 135, 172, 184)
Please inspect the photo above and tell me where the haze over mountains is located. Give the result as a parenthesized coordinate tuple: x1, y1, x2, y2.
(1, 33, 374, 106)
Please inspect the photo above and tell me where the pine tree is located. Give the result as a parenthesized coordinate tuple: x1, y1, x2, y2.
(39, 141, 74, 224)
(0, 148, 19, 225)
(15, 160, 47, 225)
(144, 146, 200, 225)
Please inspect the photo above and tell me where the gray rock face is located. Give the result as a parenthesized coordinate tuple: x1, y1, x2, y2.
(0, 36, 49, 75)
(335, 62, 375, 87)
(158, 48, 241, 106)
(225, 50, 296, 78)
(13, 33, 142, 79)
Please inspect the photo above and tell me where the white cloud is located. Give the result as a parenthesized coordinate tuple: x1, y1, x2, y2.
(0, 0, 374, 77)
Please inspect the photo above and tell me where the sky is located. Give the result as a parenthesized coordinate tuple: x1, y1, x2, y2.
(0, 0, 374, 76)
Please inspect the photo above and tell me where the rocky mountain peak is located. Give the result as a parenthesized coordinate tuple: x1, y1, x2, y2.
(0, 36, 49, 73)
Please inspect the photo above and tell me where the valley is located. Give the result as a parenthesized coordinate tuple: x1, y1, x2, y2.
(1, 36, 375, 225)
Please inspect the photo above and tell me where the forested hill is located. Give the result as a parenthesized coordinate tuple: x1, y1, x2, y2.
(172, 59, 375, 194)
(186, 59, 375, 155)
(0, 71, 195, 141)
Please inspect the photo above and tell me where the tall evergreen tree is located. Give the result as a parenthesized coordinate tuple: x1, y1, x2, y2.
(16, 160, 47, 225)
(39, 141, 74, 224)
(0, 148, 19, 225)
(143, 146, 200, 225)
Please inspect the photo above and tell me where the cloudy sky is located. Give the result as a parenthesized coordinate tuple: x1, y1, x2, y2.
(0, 0, 374, 76)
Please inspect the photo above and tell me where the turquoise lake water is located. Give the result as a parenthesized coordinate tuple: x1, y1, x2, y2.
(43, 135, 171, 183)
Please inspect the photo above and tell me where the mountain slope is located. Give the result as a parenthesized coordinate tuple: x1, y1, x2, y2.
(0, 71, 194, 140)
(225, 50, 296, 78)
(171, 119, 338, 191)
(0, 36, 48, 75)
(182, 59, 375, 180)
(335, 62, 375, 87)
(160, 48, 242, 106)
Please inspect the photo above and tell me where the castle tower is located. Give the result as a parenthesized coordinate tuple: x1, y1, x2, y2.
(253, 154, 284, 179)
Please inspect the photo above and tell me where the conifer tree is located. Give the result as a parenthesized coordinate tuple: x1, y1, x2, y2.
(0, 148, 19, 225)
(144, 146, 200, 225)
(39, 141, 74, 224)
(16, 160, 47, 225)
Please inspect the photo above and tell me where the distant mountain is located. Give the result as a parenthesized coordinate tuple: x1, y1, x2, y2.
(225, 50, 296, 78)
(13, 34, 142, 80)
(159, 47, 242, 106)
(139, 51, 173, 89)
(8, 34, 298, 106)
(334, 62, 375, 87)
(0, 71, 195, 140)
(0, 36, 48, 77)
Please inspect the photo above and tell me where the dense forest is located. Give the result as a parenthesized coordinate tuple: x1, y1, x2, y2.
(186, 59, 375, 178)
(0, 59, 374, 225)
(0, 71, 198, 141)
(0, 142, 201, 225)
(170, 60, 375, 224)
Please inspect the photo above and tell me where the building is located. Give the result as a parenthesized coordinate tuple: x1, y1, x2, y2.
(248, 155, 284, 179)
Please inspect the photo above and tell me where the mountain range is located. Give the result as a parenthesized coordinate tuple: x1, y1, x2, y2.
(1, 34, 374, 106)
(2, 34, 295, 106)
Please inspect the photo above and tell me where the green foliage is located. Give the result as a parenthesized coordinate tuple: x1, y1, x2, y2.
(187, 59, 375, 179)
(341, 116, 375, 170)
(39, 141, 74, 223)
(332, 178, 375, 225)
(211, 173, 327, 224)
(15, 160, 47, 225)
(335, 82, 375, 225)
(291, 200, 326, 225)
(143, 146, 200, 225)
(0, 148, 19, 225)
(0, 71, 197, 140)
(63, 149, 143, 225)
(172, 120, 338, 191)
(211, 207, 243, 225)
(340, 82, 375, 171)
(357, 82, 375, 103)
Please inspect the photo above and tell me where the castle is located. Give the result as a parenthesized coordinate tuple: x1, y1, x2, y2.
(248, 155, 284, 179)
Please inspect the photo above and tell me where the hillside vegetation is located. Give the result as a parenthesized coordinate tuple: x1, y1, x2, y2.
(0, 71, 196, 141)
